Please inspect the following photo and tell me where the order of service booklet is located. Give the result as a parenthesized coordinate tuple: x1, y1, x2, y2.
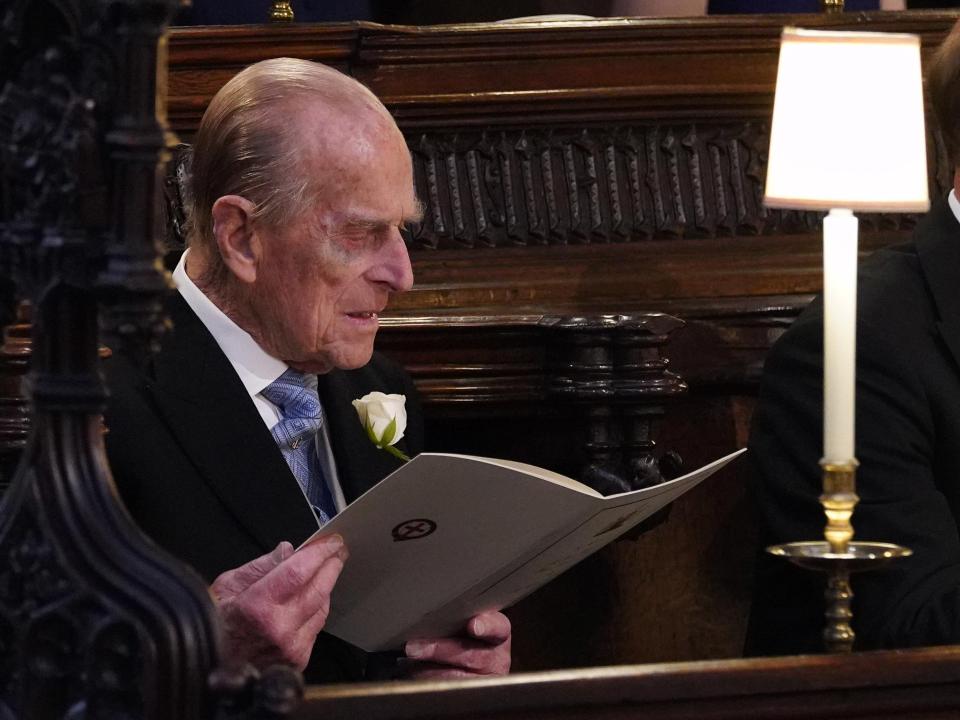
(303, 448, 745, 652)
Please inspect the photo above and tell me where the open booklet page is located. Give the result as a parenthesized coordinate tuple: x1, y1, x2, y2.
(304, 448, 746, 651)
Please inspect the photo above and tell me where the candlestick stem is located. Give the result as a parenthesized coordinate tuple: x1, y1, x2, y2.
(821, 459, 858, 554)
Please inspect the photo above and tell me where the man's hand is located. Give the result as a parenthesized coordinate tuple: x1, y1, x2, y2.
(400, 611, 512, 679)
(210, 535, 348, 671)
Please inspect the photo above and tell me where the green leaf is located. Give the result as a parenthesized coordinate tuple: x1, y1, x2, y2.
(381, 416, 397, 446)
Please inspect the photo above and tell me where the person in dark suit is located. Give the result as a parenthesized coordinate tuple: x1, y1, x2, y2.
(104, 57, 511, 681)
(745, 28, 960, 655)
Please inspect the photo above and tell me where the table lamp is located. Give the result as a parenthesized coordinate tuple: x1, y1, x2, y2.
(763, 27, 929, 653)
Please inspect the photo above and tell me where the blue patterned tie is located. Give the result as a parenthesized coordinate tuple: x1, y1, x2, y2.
(261, 369, 337, 524)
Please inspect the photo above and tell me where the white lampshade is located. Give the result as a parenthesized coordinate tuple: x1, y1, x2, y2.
(764, 27, 929, 213)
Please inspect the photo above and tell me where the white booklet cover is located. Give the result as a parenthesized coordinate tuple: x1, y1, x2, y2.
(302, 448, 746, 651)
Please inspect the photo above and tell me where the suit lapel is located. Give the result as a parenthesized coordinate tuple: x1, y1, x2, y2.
(148, 296, 320, 551)
(317, 370, 406, 503)
(916, 201, 960, 372)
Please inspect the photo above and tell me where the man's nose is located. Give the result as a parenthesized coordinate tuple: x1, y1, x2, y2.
(377, 228, 414, 293)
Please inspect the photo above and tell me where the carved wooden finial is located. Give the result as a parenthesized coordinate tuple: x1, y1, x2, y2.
(540, 314, 687, 494)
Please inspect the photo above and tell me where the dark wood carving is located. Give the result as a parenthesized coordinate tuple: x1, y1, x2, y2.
(165, 110, 938, 254)
(541, 314, 686, 491)
(0, 302, 30, 494)
(0, 0, 219, 717)
(407, 124, 789, 251)
(0, 1, 303, 718)
(376, 313, 687, 492)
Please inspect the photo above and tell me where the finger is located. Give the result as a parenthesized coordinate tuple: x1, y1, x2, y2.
(211, 541, 294, 600)
(404, 637, 510, 675)
(251, 543, 348, 632)
(466, 612, 511, 644)
(258, 550, 347, 662)
(269, 549, 348, 667)
(299, 551, 351, 635)
(255, 534, 347, 606)
(220, 544, 348, 670)
(397, 659, 478, 681)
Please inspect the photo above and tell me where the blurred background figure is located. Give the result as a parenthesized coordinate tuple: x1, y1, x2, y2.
(609, 0, 707, 14)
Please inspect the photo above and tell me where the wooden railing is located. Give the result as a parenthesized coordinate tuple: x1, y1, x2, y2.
(299, 646, 960, 720)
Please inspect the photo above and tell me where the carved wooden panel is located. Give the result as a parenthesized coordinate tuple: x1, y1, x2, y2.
(405, 123, 945, 252)
(406, 124, 770, 250)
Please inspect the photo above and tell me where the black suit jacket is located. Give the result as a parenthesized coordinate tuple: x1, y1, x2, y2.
(103, 294, 423, 680)
(746, 201, 960, 655)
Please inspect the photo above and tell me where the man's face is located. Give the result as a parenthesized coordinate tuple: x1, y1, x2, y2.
(249, 114, 418, 373)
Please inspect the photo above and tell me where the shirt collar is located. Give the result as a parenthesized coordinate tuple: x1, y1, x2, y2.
(948, 189, 960, 226)
(172, 250, 288, 398)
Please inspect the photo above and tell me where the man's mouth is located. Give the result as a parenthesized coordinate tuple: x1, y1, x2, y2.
(346, 311, 378, 320)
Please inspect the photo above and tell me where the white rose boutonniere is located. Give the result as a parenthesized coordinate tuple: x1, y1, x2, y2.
(352, 391, 410, 462)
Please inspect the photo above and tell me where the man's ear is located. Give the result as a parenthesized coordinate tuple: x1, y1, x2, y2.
(211, 195, 262, 284)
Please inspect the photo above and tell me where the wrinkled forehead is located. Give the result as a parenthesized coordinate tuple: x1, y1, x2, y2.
(290, 101, 418, 219)
(292, 95, 399, 160)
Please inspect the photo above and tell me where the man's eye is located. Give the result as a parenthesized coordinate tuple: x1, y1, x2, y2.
(344, 230, 370, 245)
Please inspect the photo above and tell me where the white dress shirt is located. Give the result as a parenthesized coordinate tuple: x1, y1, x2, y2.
(172, 250, 346, 513)
(949, 189, 960, 226)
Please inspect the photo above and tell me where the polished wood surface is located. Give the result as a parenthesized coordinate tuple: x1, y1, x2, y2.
(300, 646, 960, 720)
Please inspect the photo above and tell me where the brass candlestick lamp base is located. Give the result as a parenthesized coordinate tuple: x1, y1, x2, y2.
(821, 0, 845, 12)
(767, 460, 911, 653)
(269, 0, 294, 22)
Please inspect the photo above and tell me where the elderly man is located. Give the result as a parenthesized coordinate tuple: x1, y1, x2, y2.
(105, 58, 511, 681)
(746, 27, 960, 655)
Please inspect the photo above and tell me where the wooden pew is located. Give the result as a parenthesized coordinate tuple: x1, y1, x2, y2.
(301, 647, 960, 720)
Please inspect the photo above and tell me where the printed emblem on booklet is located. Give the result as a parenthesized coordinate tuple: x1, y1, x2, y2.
(392, 518, 437, 542)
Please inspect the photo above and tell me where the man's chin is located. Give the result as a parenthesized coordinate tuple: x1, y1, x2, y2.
(288, 347, 374, 375)
(334, 348, 376, 371)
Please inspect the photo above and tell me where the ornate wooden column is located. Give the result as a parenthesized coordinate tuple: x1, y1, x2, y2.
(542, 314, 686, 493)
(0, 2, 300, 718)
(0, 302, 30, 493)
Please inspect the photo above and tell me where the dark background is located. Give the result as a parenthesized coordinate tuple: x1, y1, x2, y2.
(174, 0, 960, 27)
